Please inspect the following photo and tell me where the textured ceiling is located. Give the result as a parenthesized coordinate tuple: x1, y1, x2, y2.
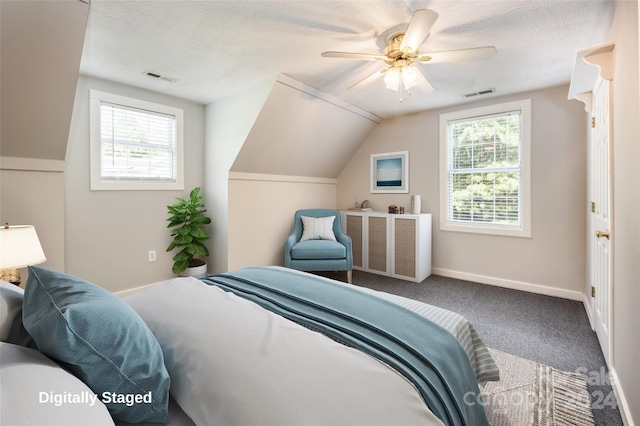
(80, 0, 614, 119)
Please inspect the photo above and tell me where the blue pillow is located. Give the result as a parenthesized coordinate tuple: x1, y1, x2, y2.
(22, 267, 170, 423)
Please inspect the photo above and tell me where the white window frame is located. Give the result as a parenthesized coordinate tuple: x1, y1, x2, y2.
(439, 99, 531, 237)
(89, 89, 184, 191)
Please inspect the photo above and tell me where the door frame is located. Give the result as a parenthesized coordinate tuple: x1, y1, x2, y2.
(571, 42, 615, 367)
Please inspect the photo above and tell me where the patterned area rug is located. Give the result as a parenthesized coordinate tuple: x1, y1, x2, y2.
(482, 349, 595, 426)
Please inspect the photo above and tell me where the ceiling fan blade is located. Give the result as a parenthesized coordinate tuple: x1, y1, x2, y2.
(399, 9, 439, 52)
(347, 68, 386, 90)
(418, 46, 497, 64)
(321, 51, 386, 61)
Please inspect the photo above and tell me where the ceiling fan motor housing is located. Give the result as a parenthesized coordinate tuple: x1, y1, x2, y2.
(384, 33, 420, 67)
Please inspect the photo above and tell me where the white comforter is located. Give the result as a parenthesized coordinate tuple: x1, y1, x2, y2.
(125, 277, 443, 426)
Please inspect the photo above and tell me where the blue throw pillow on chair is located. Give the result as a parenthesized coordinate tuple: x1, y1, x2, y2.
(22, 266, 170, 423)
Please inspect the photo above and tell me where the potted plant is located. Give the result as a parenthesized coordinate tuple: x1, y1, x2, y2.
(166, 187, 212, 278)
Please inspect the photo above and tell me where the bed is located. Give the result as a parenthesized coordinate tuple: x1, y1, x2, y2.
(0, 266, 499, 426)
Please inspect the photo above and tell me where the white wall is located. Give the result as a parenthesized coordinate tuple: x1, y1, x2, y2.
(227, 174, 337, 270)
(215, 76, 378, 273)
(203, 79, 274, 274)
(338, 85, 588, 300)
(0, 0, 88, 285)
(609, 1, 640, 423)
(0, 160, 65, 282)
(64, 76, 205, 292)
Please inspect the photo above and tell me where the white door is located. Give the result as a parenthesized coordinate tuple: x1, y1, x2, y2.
(591, 78, 612, 365)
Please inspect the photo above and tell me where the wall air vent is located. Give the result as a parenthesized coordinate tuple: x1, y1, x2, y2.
(143, 70, 178, 83)
(463, 88, 495, 98)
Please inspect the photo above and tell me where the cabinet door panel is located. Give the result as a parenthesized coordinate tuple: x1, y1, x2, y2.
(394, 218, 416, 278)
(368, 217, 387, 272)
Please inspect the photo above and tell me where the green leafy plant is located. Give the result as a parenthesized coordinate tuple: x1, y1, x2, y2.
(166, 187, 212, 274)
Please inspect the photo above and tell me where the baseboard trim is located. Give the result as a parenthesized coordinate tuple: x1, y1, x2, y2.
(609, 367, 634, 426)
(431, 267, 584, 301)
(582, 292, 595, 330)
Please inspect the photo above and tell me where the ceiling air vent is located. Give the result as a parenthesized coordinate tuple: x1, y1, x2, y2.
(143, 70, 178, 83)
(463, 88, 495, 98)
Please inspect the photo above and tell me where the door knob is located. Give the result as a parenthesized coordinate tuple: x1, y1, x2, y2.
(596, 230, 610, 240)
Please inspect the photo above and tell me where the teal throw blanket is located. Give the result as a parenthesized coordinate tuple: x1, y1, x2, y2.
(203, 267, 488, 426)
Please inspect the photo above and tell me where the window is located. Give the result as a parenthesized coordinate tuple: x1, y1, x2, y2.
(439, 99, 531, 237)
(89, 90, 184, 190)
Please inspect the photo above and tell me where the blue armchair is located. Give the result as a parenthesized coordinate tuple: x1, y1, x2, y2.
(285, 209, 353, 283)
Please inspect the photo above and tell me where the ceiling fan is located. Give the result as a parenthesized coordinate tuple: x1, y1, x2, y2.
(321, 9, 497, 102)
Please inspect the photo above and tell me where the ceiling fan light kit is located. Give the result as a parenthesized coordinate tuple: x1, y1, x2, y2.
(321, 9, 497, 103)
(384, 66, 420, 103)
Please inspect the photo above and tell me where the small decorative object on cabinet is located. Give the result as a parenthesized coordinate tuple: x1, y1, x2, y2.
(341, 211, 431, 282)
(410, 194, 421, 214)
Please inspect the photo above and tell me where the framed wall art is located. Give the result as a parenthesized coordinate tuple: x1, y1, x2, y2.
(370, 151, 409, 193)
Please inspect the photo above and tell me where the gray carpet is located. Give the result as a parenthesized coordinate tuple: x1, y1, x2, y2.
(317, 270, 623, 426)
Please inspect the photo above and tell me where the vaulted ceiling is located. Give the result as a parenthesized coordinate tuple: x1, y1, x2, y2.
(1, 0, 89, 161)
(80, 0, 615, 119)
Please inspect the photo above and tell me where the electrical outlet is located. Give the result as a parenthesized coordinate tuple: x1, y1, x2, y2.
(148, 250, 156, 262)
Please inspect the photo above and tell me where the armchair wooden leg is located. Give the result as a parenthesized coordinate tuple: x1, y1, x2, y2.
(347, 270, 353, 284)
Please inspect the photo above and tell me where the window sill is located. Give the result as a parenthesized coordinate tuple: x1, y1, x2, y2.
(90, 180, 184, 191)
(440, 221, 531, 238)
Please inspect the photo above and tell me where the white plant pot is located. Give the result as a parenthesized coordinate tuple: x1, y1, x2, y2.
(179, 263, 207, 279)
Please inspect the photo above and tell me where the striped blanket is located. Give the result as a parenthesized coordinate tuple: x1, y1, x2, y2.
(358, 284, 500, 383)
(281, 267, 500, 383)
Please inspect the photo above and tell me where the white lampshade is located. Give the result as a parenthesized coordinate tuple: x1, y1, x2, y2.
(401, 66, 420, 90)
(383, 68, 399, 91)
(384, 66, 420, 92)
(0, 225, 47, 270)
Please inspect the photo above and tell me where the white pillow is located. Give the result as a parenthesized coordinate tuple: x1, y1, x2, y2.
(0, 281, 23, 341)
(300, 216, 337, 241)
(0, 280, 33, 346)
(0, 342, 114, 425)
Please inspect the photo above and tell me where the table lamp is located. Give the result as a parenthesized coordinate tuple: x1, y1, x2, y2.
(0, 223, 47, 285)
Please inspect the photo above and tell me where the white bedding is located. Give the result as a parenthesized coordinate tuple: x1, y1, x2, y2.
(125, 277, 444, 426)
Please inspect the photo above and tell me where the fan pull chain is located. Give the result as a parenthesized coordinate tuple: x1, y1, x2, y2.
(397, 68, 415, 103)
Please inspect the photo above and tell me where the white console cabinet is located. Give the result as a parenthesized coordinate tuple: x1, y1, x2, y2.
(341, 211, 432, 282)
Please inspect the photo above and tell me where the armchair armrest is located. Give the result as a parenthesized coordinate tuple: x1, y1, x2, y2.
(334, 231, 353, 270)
(284, 233, 298, 267)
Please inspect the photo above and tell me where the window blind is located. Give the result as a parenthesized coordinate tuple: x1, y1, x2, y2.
(447, 110, 522, 226)
(99, 102, 177, 182)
